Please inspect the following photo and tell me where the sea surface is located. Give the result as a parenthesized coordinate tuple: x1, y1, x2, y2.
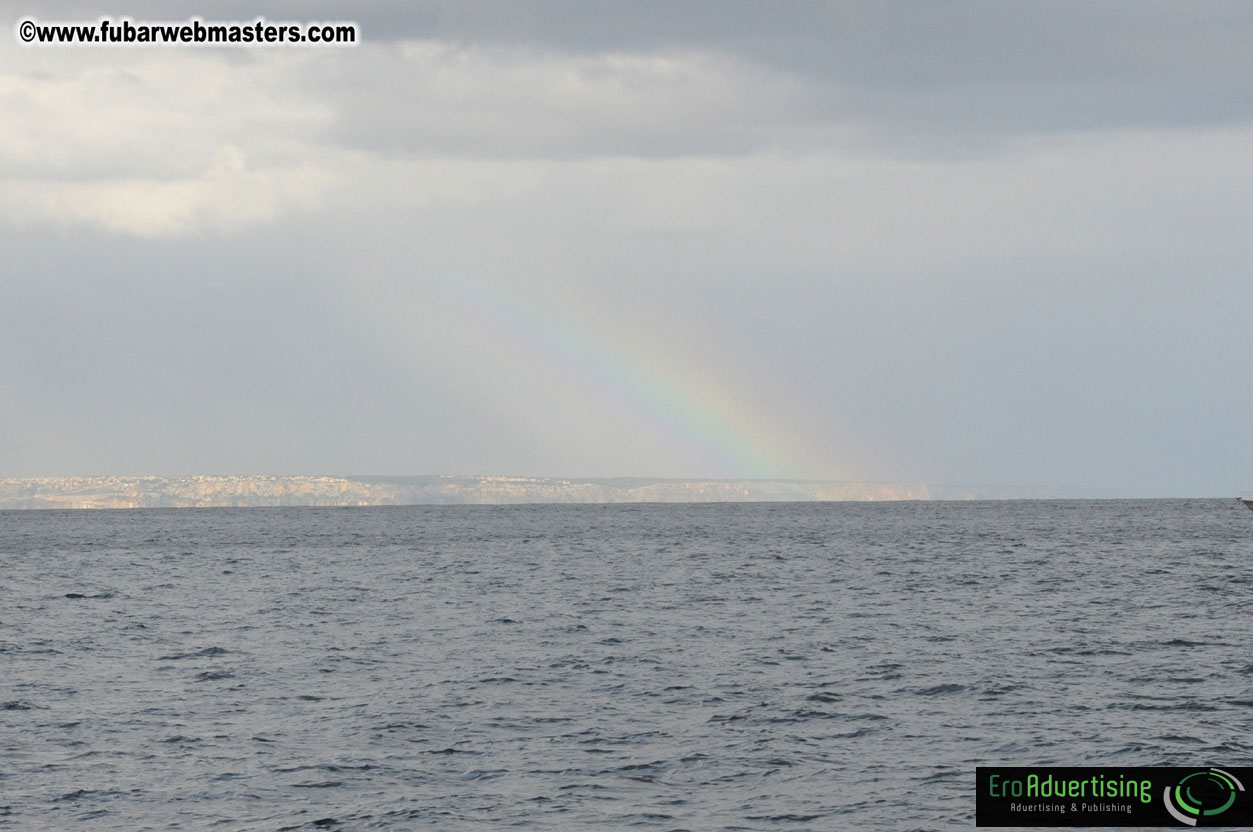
(1, 500, 1251, 830)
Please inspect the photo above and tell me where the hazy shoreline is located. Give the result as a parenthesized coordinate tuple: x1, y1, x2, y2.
(0, 474, 953, 509)
(0, 475, 1137, 509)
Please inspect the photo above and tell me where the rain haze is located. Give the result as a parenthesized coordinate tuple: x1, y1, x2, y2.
(3, 1, 1252, 496)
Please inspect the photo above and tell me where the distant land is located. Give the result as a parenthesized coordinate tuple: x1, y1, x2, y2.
(0, 475, 1035, 509)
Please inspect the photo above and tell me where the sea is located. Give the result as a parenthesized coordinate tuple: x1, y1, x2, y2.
(1, 500, 1251, 830)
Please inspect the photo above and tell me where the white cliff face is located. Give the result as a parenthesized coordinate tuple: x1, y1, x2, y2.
(0, 475, 933, 509)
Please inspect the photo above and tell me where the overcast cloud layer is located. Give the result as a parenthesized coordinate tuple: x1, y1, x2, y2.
(2, 1, 1251, 496)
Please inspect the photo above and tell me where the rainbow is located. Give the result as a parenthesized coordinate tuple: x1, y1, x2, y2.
(405, 271, 835, 479)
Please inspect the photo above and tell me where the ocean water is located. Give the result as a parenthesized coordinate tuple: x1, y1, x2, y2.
(1, 500, 1251, 830)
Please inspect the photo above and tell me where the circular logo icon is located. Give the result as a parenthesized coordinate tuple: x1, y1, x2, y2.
(1163, 768, 1245, 826)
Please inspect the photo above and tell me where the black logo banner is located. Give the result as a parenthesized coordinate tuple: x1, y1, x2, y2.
(976, 767, 1253, 827)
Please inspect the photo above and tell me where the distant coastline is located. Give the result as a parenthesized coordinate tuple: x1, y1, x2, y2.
(0, 475, 1083, 509)
(0, 474, 964, 509)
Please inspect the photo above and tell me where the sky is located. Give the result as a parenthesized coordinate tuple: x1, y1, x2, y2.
(1, 1, 1251, 496)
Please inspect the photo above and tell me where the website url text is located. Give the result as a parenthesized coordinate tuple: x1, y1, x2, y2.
(17, 17, 359, 47)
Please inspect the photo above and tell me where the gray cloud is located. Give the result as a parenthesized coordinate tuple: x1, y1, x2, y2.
(389, 2, 1253, 158)
(17, 1, 1253, 160)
